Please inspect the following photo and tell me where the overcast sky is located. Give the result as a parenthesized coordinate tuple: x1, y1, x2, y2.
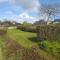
(0, 0, 60, 23)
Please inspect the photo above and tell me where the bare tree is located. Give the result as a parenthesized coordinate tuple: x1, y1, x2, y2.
(39, 4, 60, 21)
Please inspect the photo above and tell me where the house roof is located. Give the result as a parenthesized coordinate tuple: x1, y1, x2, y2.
(54, 19, 60, 22)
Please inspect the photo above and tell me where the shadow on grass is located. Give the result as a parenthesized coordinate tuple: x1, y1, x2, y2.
(28, 37, 52, 55)
(28, 37, 48, 52)
(28, 37, 44, 42)
(28, 37, 44, 49)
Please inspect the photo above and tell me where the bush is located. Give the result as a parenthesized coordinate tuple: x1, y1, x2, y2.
(17, 25, 36, 33)
(36, 24, 60, 41)
(0, 29, 7, 36)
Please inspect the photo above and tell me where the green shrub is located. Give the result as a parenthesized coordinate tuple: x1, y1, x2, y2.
(0, 29, 7, 36)
(17, 25, 36, 33)
(40, 41, 60, 57)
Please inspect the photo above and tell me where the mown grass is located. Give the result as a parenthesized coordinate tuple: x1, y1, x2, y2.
(7, 29, 38, 48)
(7, 29, 60, 60)
(0, 29, 60, 60)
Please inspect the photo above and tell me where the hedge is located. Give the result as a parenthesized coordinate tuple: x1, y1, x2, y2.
(36, 24, 60, 41)
(17, 25, 36, 33)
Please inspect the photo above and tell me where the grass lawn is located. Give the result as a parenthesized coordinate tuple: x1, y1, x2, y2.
(0, 29, 59, 60)
(7, 29, 60, 53)
(0, 38, 3, 60)
(6, 29, 57, 60)
(7, 29, 38, 48)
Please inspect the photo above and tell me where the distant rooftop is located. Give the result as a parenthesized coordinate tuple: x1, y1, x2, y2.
(54, 19, 60, 22)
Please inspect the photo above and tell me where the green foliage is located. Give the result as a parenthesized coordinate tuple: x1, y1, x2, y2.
(7, 29, 59, 60)
(17, 22, 36, 32)
(0, 29, 60, 60)
(22, 21, 32, 27)
(40, 41, 60, 58)
(0, 29, 46, 60)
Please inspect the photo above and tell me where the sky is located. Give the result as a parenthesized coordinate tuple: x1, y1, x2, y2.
(0, 0, 60, 23)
